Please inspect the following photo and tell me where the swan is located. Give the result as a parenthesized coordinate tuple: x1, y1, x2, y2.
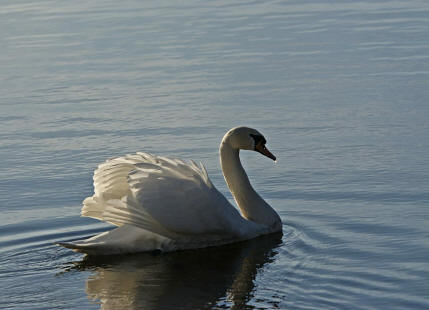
(58, 126, 281, 255)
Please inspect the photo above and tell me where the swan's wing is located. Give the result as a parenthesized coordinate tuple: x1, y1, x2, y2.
(81, 152, 243, 238)
(81, 153, 148, 224)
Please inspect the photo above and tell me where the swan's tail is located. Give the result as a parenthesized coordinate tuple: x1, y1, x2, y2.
(56, 241, 107, 255)
(57, 225, 176, 255)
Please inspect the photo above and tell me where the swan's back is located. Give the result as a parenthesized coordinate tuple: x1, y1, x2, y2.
(77, 153, 259, 251)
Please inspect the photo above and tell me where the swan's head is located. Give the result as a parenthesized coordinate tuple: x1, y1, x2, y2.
(223, 126, 276, 161)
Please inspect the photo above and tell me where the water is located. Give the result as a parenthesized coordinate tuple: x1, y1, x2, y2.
(1, 0, 429, 309)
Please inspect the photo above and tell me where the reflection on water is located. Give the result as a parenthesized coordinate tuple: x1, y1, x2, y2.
(66, 233, 282, 309)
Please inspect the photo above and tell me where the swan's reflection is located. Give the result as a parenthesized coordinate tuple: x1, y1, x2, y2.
(71, 233, 282, 309)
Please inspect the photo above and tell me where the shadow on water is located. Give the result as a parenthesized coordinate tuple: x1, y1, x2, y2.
(63, 233, 283, 310)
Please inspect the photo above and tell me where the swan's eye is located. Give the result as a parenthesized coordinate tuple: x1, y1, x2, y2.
(249, 134, 266, 150)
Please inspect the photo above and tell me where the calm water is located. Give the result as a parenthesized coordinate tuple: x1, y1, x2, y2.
(1, 0, 429, 309)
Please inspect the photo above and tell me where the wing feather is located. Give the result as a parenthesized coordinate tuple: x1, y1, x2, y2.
(81, 152, 243, 238)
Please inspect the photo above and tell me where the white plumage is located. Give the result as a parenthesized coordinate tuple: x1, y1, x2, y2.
(58, 127, 281, 255)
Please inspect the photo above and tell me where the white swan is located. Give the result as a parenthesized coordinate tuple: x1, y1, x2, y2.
(59, 126, 281, 255)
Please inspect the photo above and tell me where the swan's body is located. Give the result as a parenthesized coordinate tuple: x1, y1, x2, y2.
(59, 127, 281, 255)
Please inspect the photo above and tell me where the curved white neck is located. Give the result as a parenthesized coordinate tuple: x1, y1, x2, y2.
(219, 142, 280, 228)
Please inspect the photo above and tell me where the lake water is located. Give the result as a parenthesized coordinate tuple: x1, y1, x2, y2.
(1, 0, 429, 309)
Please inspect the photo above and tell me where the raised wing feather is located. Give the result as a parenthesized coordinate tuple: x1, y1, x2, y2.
(81, 153, 148, 223)
(81, 152, 244, 238)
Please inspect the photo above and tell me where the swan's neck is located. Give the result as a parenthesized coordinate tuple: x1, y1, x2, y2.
(220, 142, 280, 228)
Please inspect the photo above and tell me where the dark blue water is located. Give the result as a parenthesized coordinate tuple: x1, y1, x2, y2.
(1, 0, 429, 309)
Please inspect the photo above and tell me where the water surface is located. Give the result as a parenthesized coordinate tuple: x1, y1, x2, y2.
(1, 0, 429, 309)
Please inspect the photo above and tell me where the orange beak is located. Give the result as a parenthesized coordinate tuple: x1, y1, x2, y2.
(256, 145, 276, 161)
